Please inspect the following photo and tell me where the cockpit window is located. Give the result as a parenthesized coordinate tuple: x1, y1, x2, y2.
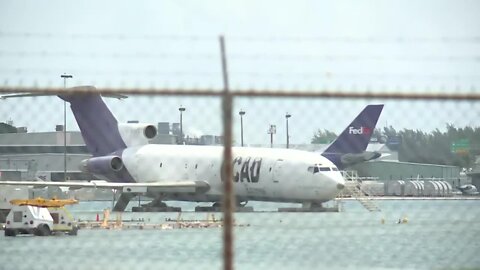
(309, 165, 337, 174)
(332, 167, 339, 171)
(307, 166, 319, 174)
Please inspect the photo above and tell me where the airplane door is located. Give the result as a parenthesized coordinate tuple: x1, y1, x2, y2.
(273, 159, 285, 184)
(272, 159, 285, 199)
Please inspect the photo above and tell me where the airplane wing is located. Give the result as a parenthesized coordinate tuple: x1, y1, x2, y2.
(0, 180, 210, 194)
(1, 92, 127, 100)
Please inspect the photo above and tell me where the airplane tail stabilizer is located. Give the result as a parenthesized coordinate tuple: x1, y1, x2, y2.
(322, 104, 383, 167)
(59, 86, 127, 157)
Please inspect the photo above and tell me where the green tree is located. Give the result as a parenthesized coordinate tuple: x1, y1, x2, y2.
(397, 124, 480, 168)
(311, 129, 337, 144)
(383, 126, 398, 138)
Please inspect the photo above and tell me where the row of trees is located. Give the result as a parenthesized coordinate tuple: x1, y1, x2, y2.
(312, 124, 480, 168)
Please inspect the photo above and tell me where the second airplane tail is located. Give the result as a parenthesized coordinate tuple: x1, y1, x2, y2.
(322, 104, 384, 168)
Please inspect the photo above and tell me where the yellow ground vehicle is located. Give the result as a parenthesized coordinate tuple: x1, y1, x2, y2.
(5, 198, 79, 237)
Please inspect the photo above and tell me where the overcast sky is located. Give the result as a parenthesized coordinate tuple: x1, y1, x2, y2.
(0, 0, 479, 145)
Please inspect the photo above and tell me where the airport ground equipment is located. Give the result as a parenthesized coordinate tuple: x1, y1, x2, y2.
(341, 182, 381, 212)
(4, 197, 79, 236)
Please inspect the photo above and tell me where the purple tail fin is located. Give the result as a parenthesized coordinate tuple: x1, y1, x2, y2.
(59, 88, 126, 157)
(322, 104, 383, 167)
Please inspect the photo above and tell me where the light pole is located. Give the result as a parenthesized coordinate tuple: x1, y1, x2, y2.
(60, 73, 73, 181)
(239, 110, 245, 146)
(268, 124, 276, 148)
(179, 106, 186, 144)
(285, 112, 291, 149)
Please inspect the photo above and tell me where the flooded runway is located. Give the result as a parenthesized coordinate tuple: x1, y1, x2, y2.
(1, 200, 480, 270)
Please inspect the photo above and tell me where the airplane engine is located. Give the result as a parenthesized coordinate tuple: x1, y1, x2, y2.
(80, 156, 124, 175)
(118, 123, 157, 146)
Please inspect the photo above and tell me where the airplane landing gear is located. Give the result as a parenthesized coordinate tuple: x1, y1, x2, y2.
(195, 201, 253, 212)
(131, 197, 181, 212)
(113, 193, 137, 212)
(277, 202, 340, 212)
(113, 193, 181, 212)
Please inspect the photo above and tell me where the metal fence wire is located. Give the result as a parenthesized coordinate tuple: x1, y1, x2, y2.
(0, 35, 480, 270)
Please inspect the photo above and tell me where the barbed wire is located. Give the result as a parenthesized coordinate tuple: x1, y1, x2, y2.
(1, 32, 480, 43)
(0, 68, 218, 76)
(0, 50, 478, 62)
(0, 86, 479, 100)
(0, 51, 216, 59)
(0, 32, 215, 41)
(230, 36, 480, 44)
(1, 68, 479, 81)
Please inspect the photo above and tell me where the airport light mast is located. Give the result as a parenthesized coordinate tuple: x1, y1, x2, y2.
(268, 124, 276, 148)
(61, 73, 73, 181)
(179, 106, 186, 144)
(239, 109, 245, 146)
(285, 112, 291, 149)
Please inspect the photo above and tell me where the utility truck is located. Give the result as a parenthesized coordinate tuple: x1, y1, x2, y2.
(4, 197, 79, 237)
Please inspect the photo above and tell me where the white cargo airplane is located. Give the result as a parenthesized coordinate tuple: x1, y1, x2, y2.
(0, 86, 345, 211)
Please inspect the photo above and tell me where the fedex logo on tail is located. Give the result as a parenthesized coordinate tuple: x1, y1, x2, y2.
(348, 126, 372, 135)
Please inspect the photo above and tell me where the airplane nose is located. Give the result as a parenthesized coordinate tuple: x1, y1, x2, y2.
(330, 173, 345, 191)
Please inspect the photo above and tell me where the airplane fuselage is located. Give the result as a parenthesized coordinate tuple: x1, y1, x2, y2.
(121, 145, 345, 204)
